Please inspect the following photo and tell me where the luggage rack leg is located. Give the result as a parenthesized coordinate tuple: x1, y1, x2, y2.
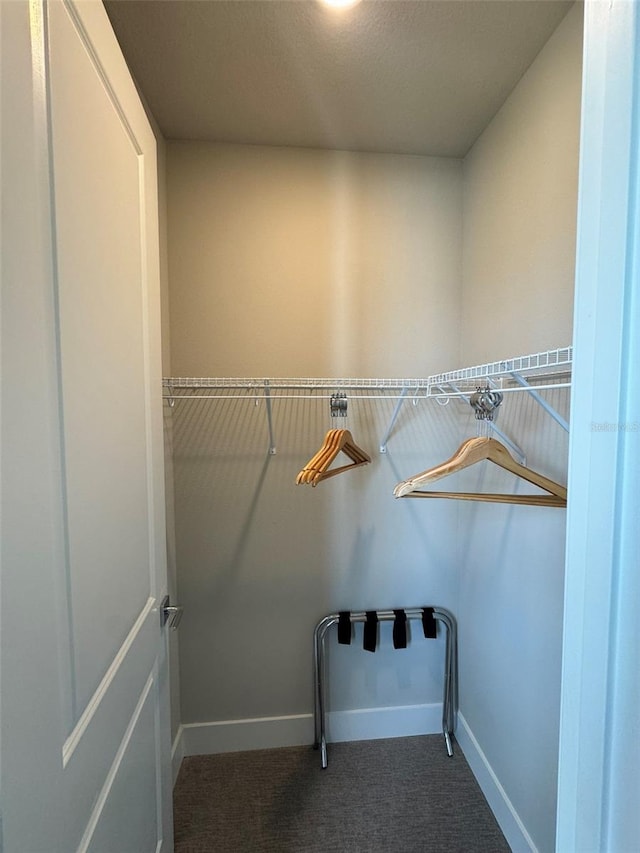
(313, 615, 334, 768)
(312, 607, 458, 769)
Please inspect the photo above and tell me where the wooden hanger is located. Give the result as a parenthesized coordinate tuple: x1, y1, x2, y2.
(296, 428, 371, 487)
(296, 429, 343, 485)
(296, 429, 340, 482)
(393, 436, 567, 507)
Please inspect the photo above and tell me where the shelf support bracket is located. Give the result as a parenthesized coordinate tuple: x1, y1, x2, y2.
(380, 387, 409, 453)
(509, 372, 570, 432)
(264, 380, 276, 455)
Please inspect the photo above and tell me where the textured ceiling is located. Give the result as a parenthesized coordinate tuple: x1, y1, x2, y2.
(105, 0, 573, 158)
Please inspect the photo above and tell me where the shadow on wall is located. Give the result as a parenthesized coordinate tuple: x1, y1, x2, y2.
(169, 388, 473, 725)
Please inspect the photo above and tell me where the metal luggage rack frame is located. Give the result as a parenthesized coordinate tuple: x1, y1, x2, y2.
(312, 607, 458, 769)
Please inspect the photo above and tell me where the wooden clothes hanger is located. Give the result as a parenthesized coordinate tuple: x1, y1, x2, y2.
(296, 429, 340, 482)
(296, 429, 344, 485)
(393, 436, 567, 507)
(296, 428, 371, 487)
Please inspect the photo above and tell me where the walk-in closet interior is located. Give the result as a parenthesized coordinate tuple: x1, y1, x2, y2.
(106, 2, 583, 850)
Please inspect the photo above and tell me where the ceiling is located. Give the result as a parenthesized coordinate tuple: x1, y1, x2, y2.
(105, 0, 573, 159)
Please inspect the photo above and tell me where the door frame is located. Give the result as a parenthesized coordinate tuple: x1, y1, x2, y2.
(558, 1, 640, 849)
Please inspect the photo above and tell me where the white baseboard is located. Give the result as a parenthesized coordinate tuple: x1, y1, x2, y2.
(326, 702, 443, 743)
(180, 703, 444, 757)
(456, 712, 537, 853)
(182, 713, 314, 756)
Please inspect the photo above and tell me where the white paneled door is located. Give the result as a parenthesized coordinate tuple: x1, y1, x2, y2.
(1, 1, 173, 851)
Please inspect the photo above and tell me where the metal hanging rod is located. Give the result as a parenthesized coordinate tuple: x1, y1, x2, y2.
(161, 383, 570, 402)
(163, 377, 433, 392)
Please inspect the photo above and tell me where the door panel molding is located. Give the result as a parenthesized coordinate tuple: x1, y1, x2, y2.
(63, 596, 155, 765)
(77, 674, 155, 853)
(58, 0, 143, 155)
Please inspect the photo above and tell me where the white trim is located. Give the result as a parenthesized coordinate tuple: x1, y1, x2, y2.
(456, 713, 537, 853)
(182, 713, 314, 756)
(558, 1, 640, 850)
(171, 726, 184, 788)
(62, 597, 155, 767)
(181, 703, 444, 756)
(76, 675, 154, 853)
(326, 702, 443, 743)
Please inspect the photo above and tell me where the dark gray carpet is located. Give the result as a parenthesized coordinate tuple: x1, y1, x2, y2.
(173, 735, 511, 852)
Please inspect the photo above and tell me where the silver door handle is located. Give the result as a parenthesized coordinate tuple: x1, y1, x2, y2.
(160, 595, 183, 630)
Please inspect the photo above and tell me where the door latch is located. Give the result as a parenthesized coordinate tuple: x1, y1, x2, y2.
(160, 595, 183, 630)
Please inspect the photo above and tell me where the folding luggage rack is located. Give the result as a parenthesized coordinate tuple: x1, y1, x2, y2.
(313, 607, 458, 768)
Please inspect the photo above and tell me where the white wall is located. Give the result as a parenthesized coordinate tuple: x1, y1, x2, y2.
(166, 144, 464, 741)
(167, 144, 462, 377)
(457, 6, 582, 853)
(461, 3, 582, 367)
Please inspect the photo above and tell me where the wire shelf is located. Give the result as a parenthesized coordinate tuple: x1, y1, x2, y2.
(162, 346, 572, 400)
(162, 346, 572, 453)
(163, 376, 432, 392)
(429, 346, 573, 387)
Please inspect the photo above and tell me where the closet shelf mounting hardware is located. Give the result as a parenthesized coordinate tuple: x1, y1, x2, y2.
(162, 346, 572, 453)
(509, 372, 569, 432)
(264, 380, 276, 454)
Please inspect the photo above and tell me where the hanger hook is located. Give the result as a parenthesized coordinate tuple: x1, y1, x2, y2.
(470, 386, 503, 421)
(330, 392, 348, 422)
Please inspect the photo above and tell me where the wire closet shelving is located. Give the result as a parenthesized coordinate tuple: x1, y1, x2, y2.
(163, 345, 572, 454)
